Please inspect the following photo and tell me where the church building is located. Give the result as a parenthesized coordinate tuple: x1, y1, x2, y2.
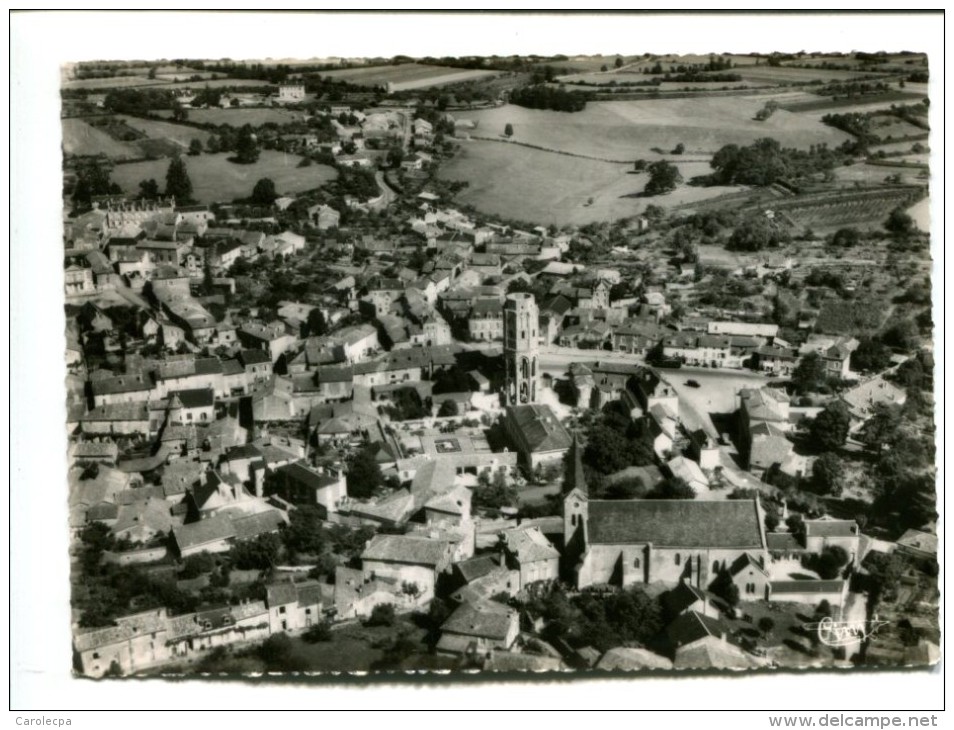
(562, 438, 769, 592)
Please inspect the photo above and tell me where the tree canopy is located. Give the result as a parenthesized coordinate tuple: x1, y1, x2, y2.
(884, 207, 915, 237)
(510, 84, 587, 112)
(851, 337, 892, 373)
(708, 137, 840, 186)
(346, 446, 383, 498)
(643, 160, 682, 196)
(71, 160, 121, 211)
(792, 352, 828, 395)
(811, 452, 846, 496)
(727, 214, 789, 252)
(250, 177, 278, 205)
(164, 156, 193, 202)
(437, 399, 459, 417)
(234, 126, 260, 164)
(810, 401, 852, 451)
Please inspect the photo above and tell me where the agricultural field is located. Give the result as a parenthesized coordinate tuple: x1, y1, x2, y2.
(61, 75, 167, 91)
(457, 99, 851, 160)
(154, 72, 221, 82)
(62, 75, 274, 93)
(543, 55, 645, 72)
(110, 150, 336, 204)
(814, 298, 890, 336)
(636, 54, 762, 68)
(558, 74, 755, 90)
(118, 115, 211, 147)
(438, 140, 744, 227)
(779, 91, 925, 114)
(729, 66, 889, 85)
(61, 117, 142, 159)
(166, 77, 275, 89)
(796, 97, 929, 119)
(156, 107, 307, 126)
(867, 114, 926, 140)
(319, 63, 497, 91)
(778, 187, 926, 232)
(872, 140, 930, 155)
(62, 115, 212, 160)
(781, 53, 928, 70)
(831, 163, 926, 187)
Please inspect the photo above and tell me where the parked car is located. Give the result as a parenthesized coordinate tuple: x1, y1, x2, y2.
(686, 379, 701, 388)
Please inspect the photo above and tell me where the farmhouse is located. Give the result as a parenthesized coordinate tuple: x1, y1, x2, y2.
(436, 600, 520, 657)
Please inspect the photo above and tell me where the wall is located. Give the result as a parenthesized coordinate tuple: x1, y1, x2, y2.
(770, 584, 847, 608)
(79, 632, 168, 678)
(805, 535, 861, 564)
(519, 557, 559, 588)
(102, 546, 168, 566)
(577, 543, 769, 590)
(81, 419, 151, 437)
(362, 561, 436, 601)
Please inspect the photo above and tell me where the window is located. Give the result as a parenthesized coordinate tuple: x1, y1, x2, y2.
(634, 557, 640, 568)
(712, 561, 720, 574)
(674, 553, 681, 566)
(279, 606, 286, 614)
(92, 652, 100, 659)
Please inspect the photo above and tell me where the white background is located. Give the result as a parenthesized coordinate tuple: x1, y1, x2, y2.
(7, 8, 946, 721)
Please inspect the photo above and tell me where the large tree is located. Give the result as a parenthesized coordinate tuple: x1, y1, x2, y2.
(859, 402, 902, 453)
(811, 452, 846, 497)
(832, 227, 861, 247)
(643, 160, 682, 196)
(250, 177, 278, 205)
(792, 352, 827, 394)
(851, 336, 892, 373)
(138, 178, 160, 200)
(164, 156, 193, 202)
(884, 207, 915, 237)
(346, 446, 383, 498)
(728, 215, 787, 252)
(649, 476, 695, 500)
(234, 126, 260, 164)
(71, 160, 120, 211)
(810, 401, 852, 451)
(304, 308, 327, 338)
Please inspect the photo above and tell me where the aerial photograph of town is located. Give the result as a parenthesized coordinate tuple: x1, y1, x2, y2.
(58, 41, 937, 681)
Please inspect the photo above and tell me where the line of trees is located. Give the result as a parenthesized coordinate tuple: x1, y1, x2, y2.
(510, 85, 587, 112)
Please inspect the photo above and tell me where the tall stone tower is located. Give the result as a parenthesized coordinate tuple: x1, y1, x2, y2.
(504, 292, 539, 405)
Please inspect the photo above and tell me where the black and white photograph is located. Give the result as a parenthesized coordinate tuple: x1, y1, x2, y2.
(9, 9, 945, 720)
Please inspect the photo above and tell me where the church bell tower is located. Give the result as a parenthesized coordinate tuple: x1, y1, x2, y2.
(503, 292, 539, 406)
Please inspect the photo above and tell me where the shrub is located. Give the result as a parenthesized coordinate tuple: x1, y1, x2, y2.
(303, 621, 332, 643)
(366, 603, 396, 627)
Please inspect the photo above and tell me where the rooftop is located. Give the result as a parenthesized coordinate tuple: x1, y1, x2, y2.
(361, 534, 451, 567)
(586, 499, 765, 549)
(440, 600, 516, 641)
(506, 404, 573, 453)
